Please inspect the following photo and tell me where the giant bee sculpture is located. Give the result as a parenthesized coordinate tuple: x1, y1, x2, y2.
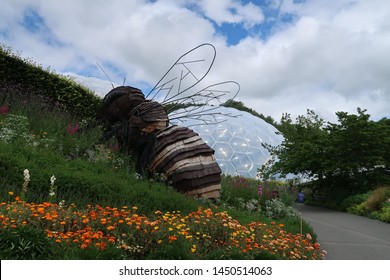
(97, 44, 240, 199)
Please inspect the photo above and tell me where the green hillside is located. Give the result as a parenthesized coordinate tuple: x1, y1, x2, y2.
(0, 44, 101, 120)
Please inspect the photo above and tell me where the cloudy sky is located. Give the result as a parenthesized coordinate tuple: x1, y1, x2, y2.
(1, 0, 390, 122)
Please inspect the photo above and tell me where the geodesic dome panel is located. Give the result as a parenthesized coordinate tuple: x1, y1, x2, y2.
(170, 106, 283, 178)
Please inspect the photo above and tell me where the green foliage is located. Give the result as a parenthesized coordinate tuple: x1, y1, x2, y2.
(0, 140, 202, 215)
(0, 114, 33, 144)
(0, 44, 101, 120)
(260, 108, 390, 200)
(220, 176, 259, 209)
(223, 99, 277, 127)
(0, 226, 58, 260)
(146, 240, 194, 260)
(340, 192, 370, 211)
(379, 205, 390, 223)
(365, 186, 390, 211)
(0, 226, 125, 260)
(264, 199, 300, 220)
(345, 187, 390, 223)
(60, 243, 126, 260)
(220, 176, 304, 224)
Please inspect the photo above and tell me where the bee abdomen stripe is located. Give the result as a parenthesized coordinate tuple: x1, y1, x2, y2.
(149, 125, 221, 199)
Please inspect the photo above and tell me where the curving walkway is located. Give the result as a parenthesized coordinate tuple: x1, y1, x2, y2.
(296, 203, 390, 260)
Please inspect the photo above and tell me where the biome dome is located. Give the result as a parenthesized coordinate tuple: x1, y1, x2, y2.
(170, 106, 283, 178)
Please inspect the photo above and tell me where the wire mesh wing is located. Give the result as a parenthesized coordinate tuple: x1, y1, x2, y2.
(145, 43, 216, 101)
(167, 80, 241, 126)
(133, 43, 240, 126)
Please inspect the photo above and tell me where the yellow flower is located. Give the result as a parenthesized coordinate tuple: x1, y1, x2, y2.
(8, 192, 13, 196)
(191, 245, 197, 253)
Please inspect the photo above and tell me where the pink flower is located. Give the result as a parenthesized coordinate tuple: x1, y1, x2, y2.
(67, 122, 79, 135)
(0, 104, 9, 115)
(258, 184, 263, 196)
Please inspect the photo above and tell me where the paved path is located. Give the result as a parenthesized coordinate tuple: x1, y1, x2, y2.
(296, 203, 390, 260)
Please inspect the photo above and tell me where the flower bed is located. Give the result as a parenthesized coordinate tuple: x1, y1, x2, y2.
(0, 195, 326, 260)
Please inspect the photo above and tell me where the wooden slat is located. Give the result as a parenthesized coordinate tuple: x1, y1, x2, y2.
(148, 125, 222, 199)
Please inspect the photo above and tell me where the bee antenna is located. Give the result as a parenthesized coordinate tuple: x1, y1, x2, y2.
(96, 63, 115, 89)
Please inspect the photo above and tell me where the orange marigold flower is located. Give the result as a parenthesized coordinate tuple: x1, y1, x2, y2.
(168, 235, 177, 242)
(91, 233, 100, 239)
(82, 218, 89, 224)
(106, 225, 115, 231)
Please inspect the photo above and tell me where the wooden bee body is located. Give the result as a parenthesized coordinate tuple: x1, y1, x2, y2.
(99, 86, 221, 199)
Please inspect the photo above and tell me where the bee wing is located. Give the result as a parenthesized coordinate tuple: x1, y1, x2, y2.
(145, 43, 216, 101)
(167, 80, 241, 126)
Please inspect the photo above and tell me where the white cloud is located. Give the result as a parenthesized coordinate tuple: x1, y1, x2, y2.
(1, 0, 390, 123)
(196, 0, 264, 28)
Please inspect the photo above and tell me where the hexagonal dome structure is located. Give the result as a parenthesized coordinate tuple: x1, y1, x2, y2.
(170, 106, 283, 178)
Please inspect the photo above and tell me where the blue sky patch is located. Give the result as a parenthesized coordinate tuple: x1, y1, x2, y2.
(21, 7, 65, 48)
(217, 23, 248, 45)
(214, 1, 298, 45)
(22, 8, 46, 33)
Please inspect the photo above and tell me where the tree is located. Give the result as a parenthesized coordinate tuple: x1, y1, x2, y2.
(259, 108, 390, 197)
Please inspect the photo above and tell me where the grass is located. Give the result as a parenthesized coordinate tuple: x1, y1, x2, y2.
(0, 85, 325, 260)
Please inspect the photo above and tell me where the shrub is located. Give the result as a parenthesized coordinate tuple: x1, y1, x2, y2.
(365, 186, 390, 211)
(348, 202, 369, 216)
(264, 199, 300, 220)
(379, 205, 390, 223)
(341, 192, 371, 211)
